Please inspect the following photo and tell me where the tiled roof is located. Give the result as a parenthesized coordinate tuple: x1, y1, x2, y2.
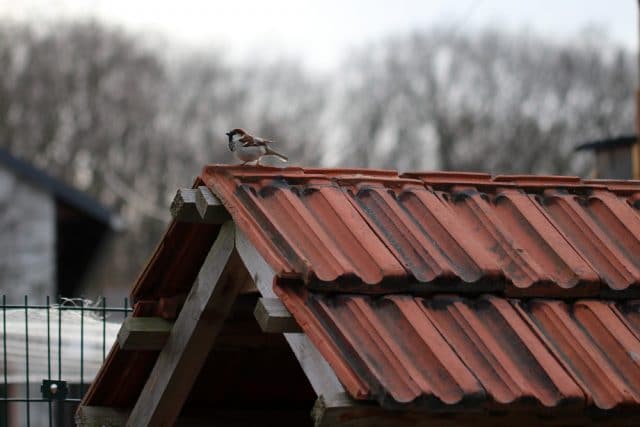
(201, 165, 640, 297)
(277, 287, 640, 411)
(198, 165, 640, 414)
(86, 165, 640, 421)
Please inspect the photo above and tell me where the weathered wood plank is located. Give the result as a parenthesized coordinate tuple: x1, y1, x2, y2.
(234, 227, 277, 298)
(78, 406, 312, 427)
(312, 393, 640, 427)
(171, 186, 231, 224)
(254, 297, 302, 333)
(195, 185, 230, 223)
(170, 188, 201, 222)
(235, 226, 346, 398)
(117, 317, 173, 351)
(76, 406, 128, 427)
(283, 332, 346, 399)
(126, 221, 245, 427)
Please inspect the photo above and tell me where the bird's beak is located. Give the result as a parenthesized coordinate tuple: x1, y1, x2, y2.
(225, 132, 232, 136)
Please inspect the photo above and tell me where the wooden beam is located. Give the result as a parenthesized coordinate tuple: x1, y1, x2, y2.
(235, 226, 346, 398)
(170, 188, 200, 222)
(254, 297, 302, 333)
(171, 187, 230, 223)
(312, 393, 380, 427)
(234, 227, 278, 298)
(75, 406, 128, 427)
(126, 221, 246, 426)
(195, 185, 230, 223)
(78, 406, 313, 427)
(117, 317, 173, 351)
(311, 393, 640, 427)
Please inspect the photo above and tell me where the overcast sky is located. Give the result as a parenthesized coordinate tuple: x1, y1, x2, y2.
(0, 0, 637, 70)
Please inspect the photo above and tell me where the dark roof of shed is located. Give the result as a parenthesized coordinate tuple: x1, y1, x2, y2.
(575, 134, 637, 152)
(0, 147, 119, 228)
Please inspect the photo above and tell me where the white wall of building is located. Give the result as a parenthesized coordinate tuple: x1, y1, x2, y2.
(0, 166, 56, 304)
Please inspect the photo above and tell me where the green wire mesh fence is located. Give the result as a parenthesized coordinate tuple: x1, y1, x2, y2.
(0, 295, 132, 427)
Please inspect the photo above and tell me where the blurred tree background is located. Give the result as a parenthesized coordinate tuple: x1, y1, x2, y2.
(0, 20, 635, 292)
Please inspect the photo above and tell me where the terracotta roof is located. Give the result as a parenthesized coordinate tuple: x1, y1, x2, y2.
(277, 288, 640, 411)
(199, 165, 640, 413)
(85, 165, 640, 422)
(200, 165, 640, 297)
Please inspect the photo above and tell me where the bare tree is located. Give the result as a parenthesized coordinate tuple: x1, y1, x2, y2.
(0, 20, 331, 291)
(333, 27, 635, 174)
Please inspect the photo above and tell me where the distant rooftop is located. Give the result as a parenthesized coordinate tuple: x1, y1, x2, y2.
(0, 147, 120, 229)
(575, 134, 637, 152)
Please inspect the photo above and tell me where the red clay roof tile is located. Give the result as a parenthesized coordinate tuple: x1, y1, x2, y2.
(201, 165, 640, 296)
(276, 284, 640, 412)
(517, 299, 640, 409)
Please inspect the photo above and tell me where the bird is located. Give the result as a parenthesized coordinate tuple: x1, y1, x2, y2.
(225, 128, 288, 166)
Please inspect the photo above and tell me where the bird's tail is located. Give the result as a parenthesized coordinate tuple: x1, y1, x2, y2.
(264, 147, 288, 162)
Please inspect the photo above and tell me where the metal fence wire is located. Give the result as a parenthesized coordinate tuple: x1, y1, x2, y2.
(0, 295, 131, 427)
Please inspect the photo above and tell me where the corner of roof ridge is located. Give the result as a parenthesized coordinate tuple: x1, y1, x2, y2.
(200, 164, 241, 178)
(201, 164, 308, 177)
(402, 171, 492, 180)
(302, 167, 399, 178)
(493, 175, 582, 185)
(401, 171, 495, 189)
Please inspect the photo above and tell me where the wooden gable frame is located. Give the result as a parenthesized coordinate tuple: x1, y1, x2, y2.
(76, 188, 350, 427)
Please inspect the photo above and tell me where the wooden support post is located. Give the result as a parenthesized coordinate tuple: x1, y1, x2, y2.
(196, 186, 230, 223)
(235, 227, 346, 398)
(75, 406, 129, 427)
(117, 317, 173, 351)
(126, 221, 244, 426)
(254, 297, 302, 333)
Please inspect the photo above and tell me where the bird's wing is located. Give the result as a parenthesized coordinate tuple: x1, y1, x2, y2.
(254, 137, 274, 145)
(240, 135, 260, 147)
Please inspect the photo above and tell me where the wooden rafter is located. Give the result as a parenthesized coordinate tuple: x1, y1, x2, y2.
(125, 221, 247, 426)
(254, 297, 302, 333)
(170, 187, 230, 224)
(235, 226, 346, 399)
(196, 185, 230, 223)
(117, 317, 173, 351)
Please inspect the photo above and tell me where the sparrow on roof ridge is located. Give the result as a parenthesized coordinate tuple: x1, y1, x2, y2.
(225, 128, 288, 166)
